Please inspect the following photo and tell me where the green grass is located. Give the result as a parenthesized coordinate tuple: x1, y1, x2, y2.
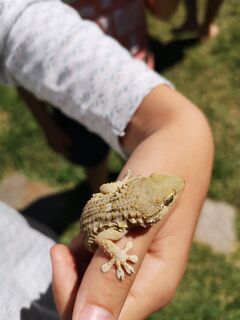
(148, 2, 240, 317)
(149, 244, 240, 320)
(148, 0, 240, 207)
(0, 0, 240, 318)
(0, 87, 85, 187)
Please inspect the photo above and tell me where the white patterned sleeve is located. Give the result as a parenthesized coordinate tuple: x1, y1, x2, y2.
(0, 202, 57, 318)
(0, 0, 172, 156)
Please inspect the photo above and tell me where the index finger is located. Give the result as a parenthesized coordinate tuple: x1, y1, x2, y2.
(72, 223, 161, 320)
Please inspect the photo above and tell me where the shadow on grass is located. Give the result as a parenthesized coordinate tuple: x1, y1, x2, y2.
(21, 180, 92, 236)
(20, 172, 119, 236)
(149, 36, 199, 72)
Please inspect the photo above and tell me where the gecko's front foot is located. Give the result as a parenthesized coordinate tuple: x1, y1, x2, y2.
(101, 241, 138, 280)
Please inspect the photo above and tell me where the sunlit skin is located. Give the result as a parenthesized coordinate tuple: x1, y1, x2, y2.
(51, 85, 214, 320)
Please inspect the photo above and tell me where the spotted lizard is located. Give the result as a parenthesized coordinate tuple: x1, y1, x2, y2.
(80, 170, 185, 280)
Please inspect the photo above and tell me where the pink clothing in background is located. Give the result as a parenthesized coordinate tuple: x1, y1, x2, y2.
(67, 0, 154, 68)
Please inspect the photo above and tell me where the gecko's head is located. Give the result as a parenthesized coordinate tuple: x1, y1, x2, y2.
(138, 174, 185, 225)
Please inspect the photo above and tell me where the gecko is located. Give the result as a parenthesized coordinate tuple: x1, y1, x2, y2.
(80, 170, 185, 280)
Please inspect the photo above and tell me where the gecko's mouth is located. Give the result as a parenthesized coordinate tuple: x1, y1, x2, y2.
(146, 190, 181, 225)
(145, 204, 165, 225)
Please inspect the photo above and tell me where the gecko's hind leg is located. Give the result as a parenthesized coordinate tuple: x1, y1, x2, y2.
(95, 228, 138, 280)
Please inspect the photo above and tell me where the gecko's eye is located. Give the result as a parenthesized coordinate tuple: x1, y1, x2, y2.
(164, 194, 174, 206)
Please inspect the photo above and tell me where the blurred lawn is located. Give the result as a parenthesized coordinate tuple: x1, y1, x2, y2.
(0, 0, 240, 318)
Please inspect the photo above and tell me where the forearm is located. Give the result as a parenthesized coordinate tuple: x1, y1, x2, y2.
(120, 85, 213, 269)
(64, 86, 214, 320)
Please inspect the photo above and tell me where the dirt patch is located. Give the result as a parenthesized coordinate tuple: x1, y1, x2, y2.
(0, 173, 54, 210)
(195, 199, 237, 253)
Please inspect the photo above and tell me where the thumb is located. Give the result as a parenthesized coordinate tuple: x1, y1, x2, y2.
(50, 244, 79, 319)
(72, 224, 160, 320)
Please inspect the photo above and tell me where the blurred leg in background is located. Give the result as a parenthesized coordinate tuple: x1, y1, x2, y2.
(18, 87, 110, 234)
(18, 87, 110, 193)
(173, 0, 224, 41)
(173, 0, 199, 34)
(200, 0, 225, 42)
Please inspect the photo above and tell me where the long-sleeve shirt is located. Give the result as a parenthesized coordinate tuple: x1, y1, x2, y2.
(0, 0, 170, 156)
(0, 201, 58, 319)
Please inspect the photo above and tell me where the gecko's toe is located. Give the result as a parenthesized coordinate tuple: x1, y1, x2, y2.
(123, 241, 133, 252)
(123, 263, 135, 275)
(101, 259, 115, 273)
(117, 251, 138, 279)
(116, 261, 125, 280)
(117, 269, 125, 280)
(100, 241, 139, 280)
(127, 255, 138, 263)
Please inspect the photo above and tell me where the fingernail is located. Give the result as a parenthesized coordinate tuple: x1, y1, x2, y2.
(79, 304, 113, 320)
